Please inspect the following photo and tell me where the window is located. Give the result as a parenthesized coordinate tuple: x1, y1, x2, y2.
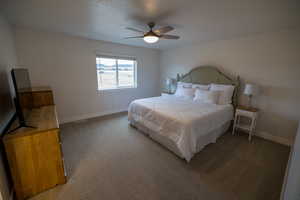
(96, 56, 137, 90)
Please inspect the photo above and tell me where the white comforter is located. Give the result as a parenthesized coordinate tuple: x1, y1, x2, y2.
(128, 95, 233, 161)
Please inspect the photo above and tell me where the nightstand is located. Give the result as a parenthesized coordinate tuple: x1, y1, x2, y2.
(232, 105, 259, 141)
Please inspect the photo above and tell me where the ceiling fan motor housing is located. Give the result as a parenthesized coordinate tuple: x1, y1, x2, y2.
(144, 30, 159, 37)
(148, 22, 155, 29)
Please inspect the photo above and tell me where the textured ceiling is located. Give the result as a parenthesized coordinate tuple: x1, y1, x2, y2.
(1, 0, 300, 49)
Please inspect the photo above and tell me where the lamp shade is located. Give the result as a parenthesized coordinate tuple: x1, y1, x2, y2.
(166, 77, 175, 86)
(244, 84, 259, 96)
(166, 78, 171, 85)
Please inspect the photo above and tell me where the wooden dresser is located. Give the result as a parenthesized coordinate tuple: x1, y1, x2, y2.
(3, 87, 66, 200)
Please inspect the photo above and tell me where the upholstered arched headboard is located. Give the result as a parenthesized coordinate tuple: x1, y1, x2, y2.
(176, 66, 240, 108)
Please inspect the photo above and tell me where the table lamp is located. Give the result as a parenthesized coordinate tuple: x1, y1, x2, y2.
(166, 78, 175, 93)
(244, 84, 259, 108)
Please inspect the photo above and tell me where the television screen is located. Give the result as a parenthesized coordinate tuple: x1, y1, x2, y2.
(11, 68, 33, 127)
(12, 68, 32, 93)
(0, 66, 15, 134)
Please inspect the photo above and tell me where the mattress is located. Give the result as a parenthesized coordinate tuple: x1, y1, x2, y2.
(128, 95, 234, 162)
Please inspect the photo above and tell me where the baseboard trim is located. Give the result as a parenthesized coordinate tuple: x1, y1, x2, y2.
(60, 111, 293, 147)
(60, 108, 128, 124)
(255, 131, 293, 146)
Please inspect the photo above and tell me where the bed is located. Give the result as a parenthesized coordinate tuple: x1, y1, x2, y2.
(128, 66, 240, 162)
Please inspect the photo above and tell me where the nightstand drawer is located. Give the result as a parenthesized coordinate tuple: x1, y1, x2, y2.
(236, 109, 256, 118)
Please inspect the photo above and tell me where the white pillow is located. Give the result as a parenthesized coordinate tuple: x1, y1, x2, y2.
(193, 89, 219, 104)
(175, 87, 195, 99)
(192, 84, 210, 90)
(210, 84, 235, 105)
(177, 82, 192, 88)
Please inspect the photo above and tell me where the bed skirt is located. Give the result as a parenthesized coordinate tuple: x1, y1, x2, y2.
(129, 118, 231, 162)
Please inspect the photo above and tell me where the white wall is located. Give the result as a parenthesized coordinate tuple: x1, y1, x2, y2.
(160, 29, 300, 143)
(0, 15, 18, 200)
(13, 26, 300, 143)
(281, 122, 300, 200)
(15, 28, 160, 123)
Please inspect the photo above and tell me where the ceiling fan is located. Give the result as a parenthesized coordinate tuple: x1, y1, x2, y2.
(125, 22, 180, 44)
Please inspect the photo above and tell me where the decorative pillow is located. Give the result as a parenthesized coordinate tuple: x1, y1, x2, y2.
(177, 82, 192, 88)
(210, 84, 235, 105)
(175, 87, 195, 99)
(193, 89, 219, 104)
(192, 84, 210, 90)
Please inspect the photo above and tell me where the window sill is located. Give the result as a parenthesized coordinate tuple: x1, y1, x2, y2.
(97, 87, 137, 92)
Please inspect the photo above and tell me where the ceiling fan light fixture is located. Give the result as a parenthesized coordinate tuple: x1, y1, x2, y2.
(126, 22, 179, 43)
(143, 35, 159, 43)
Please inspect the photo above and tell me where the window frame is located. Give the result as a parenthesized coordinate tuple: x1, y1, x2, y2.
(96, 55, 137, 91)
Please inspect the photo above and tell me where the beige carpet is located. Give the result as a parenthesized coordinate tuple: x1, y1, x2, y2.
(30, 112, 290, 200)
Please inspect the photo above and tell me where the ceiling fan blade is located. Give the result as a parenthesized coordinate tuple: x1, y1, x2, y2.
(154, 26, 174, 35)
(161, 35, 180, 39)
(125, 27, 145, 33)
(124, 36, 144, 39)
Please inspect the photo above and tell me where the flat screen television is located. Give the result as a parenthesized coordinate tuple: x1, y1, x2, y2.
(0, 67, 15, 134)
(11, 68, 35, 130)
